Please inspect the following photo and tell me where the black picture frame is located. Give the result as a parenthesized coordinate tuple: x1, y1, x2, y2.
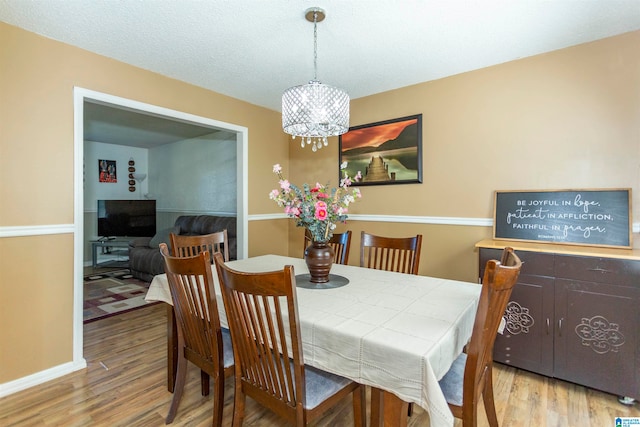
(339, 114, 422, 186)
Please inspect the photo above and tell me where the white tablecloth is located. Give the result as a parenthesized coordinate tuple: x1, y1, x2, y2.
(146, 254, 480, 427)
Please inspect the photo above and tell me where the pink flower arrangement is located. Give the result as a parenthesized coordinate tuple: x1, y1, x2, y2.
(269, 163, 362, 242)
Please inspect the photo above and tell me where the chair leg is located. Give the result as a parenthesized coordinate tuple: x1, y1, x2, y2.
(482, 367, 499, 427)
(231, 382, 246, 427)
(352, 385, 366, 427)
(201, 370, 210, 396)
(166, 350, 188, 424)
(462, 400, 479, 427)
(211, 373, 224, 427)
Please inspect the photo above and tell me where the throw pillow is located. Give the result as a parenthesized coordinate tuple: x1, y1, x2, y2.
(149, 226, 180, 250)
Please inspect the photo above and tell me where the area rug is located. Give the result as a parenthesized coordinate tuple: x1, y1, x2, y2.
(83, 269, 160, 323)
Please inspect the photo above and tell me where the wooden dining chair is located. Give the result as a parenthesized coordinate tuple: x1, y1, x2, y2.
(438, 247, 522, 427)
(160, 244, 234, 426)
(360, 231, 423, 416)
(213, 252, 366, 427)
(169, 230, 230, 397)
(170, 230, 229, 264)
(359, 231, 423, 275)
(303, 229, 352, 265)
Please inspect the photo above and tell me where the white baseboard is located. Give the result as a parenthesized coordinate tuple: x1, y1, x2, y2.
(0, 359, 87, 398)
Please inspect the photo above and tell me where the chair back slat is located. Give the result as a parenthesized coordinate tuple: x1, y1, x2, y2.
(360, 231, 422, 275)
(170, 230, 229, 263)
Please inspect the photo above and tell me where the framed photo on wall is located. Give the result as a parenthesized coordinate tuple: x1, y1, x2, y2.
(339, 114, 422, 186)
(98, 159, 117, 183)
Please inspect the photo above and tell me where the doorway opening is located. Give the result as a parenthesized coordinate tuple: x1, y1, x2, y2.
(73, 87, 248, 365)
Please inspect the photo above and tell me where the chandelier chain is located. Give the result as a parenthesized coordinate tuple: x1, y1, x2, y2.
(313, 10, 318, 81)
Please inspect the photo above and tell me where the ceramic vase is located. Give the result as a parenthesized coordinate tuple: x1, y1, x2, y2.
(304, 241, 334, 283)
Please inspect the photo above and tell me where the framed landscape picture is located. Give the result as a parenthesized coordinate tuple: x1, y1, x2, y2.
(339, 114, 422, 186)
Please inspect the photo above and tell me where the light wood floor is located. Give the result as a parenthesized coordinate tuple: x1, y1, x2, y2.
(1, 303, 638, 426)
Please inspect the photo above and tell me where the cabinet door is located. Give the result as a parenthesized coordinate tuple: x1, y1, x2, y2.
(493, 274, 554, 376)
(554, 279, 638, 399)
(480, 248, 555, 375)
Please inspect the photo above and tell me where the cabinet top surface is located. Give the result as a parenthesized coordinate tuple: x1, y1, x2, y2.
(475, 239, 640, 260)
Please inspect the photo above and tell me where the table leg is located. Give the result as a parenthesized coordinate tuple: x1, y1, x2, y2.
(167, 304, 178, 393)
(92, 243, 98, 268)
(370, 387, 409, 427)
(371, 387, 384, 426)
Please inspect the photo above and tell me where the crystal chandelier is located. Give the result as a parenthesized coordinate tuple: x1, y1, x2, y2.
(282, 7, 350, 152)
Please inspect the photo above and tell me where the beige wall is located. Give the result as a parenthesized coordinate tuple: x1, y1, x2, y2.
(2, 20, 639, 387)
(286, 30, 640, 218)
(279, 30, 640, 280)
(0, 22, 287, 384)
(0, 235, 74, 379)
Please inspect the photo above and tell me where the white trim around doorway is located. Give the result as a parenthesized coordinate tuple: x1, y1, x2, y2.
(73, 87, 249, 371)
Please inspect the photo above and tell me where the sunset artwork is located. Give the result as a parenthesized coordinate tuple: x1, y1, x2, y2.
(339, 114, 422, 186)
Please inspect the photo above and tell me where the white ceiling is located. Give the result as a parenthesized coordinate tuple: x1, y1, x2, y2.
(83, 101, 229, 148)
(2, 1, 640, 146)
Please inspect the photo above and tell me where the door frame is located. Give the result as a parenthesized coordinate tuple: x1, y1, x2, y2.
(73, 87, 248, 364)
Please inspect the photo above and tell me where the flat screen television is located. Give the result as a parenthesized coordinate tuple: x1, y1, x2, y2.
(97, 199, 157, 238)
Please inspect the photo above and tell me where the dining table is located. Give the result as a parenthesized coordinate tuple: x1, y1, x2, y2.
(145, 254, 481, 427)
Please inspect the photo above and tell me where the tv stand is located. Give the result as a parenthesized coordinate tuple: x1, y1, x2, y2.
(91, 238, 131, 268)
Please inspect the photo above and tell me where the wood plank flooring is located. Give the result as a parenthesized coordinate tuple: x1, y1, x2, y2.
(1, 303, 638, 426)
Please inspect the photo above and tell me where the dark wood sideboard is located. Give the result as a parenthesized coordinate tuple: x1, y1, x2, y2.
(476, 239, 640, 401)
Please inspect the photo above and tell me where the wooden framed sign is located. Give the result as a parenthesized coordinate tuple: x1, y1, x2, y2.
(493, 189, 632, 248)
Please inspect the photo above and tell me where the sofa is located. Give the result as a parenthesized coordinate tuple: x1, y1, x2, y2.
(128, 215, 237, 282)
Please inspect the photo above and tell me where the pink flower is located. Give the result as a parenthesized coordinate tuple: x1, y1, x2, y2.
(279, 179, 290, 191)
(314, 201, 328, 221)
(273, 164, 282, 174)
(285, 205, 301, 217)
(269, 189, 279, 200)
